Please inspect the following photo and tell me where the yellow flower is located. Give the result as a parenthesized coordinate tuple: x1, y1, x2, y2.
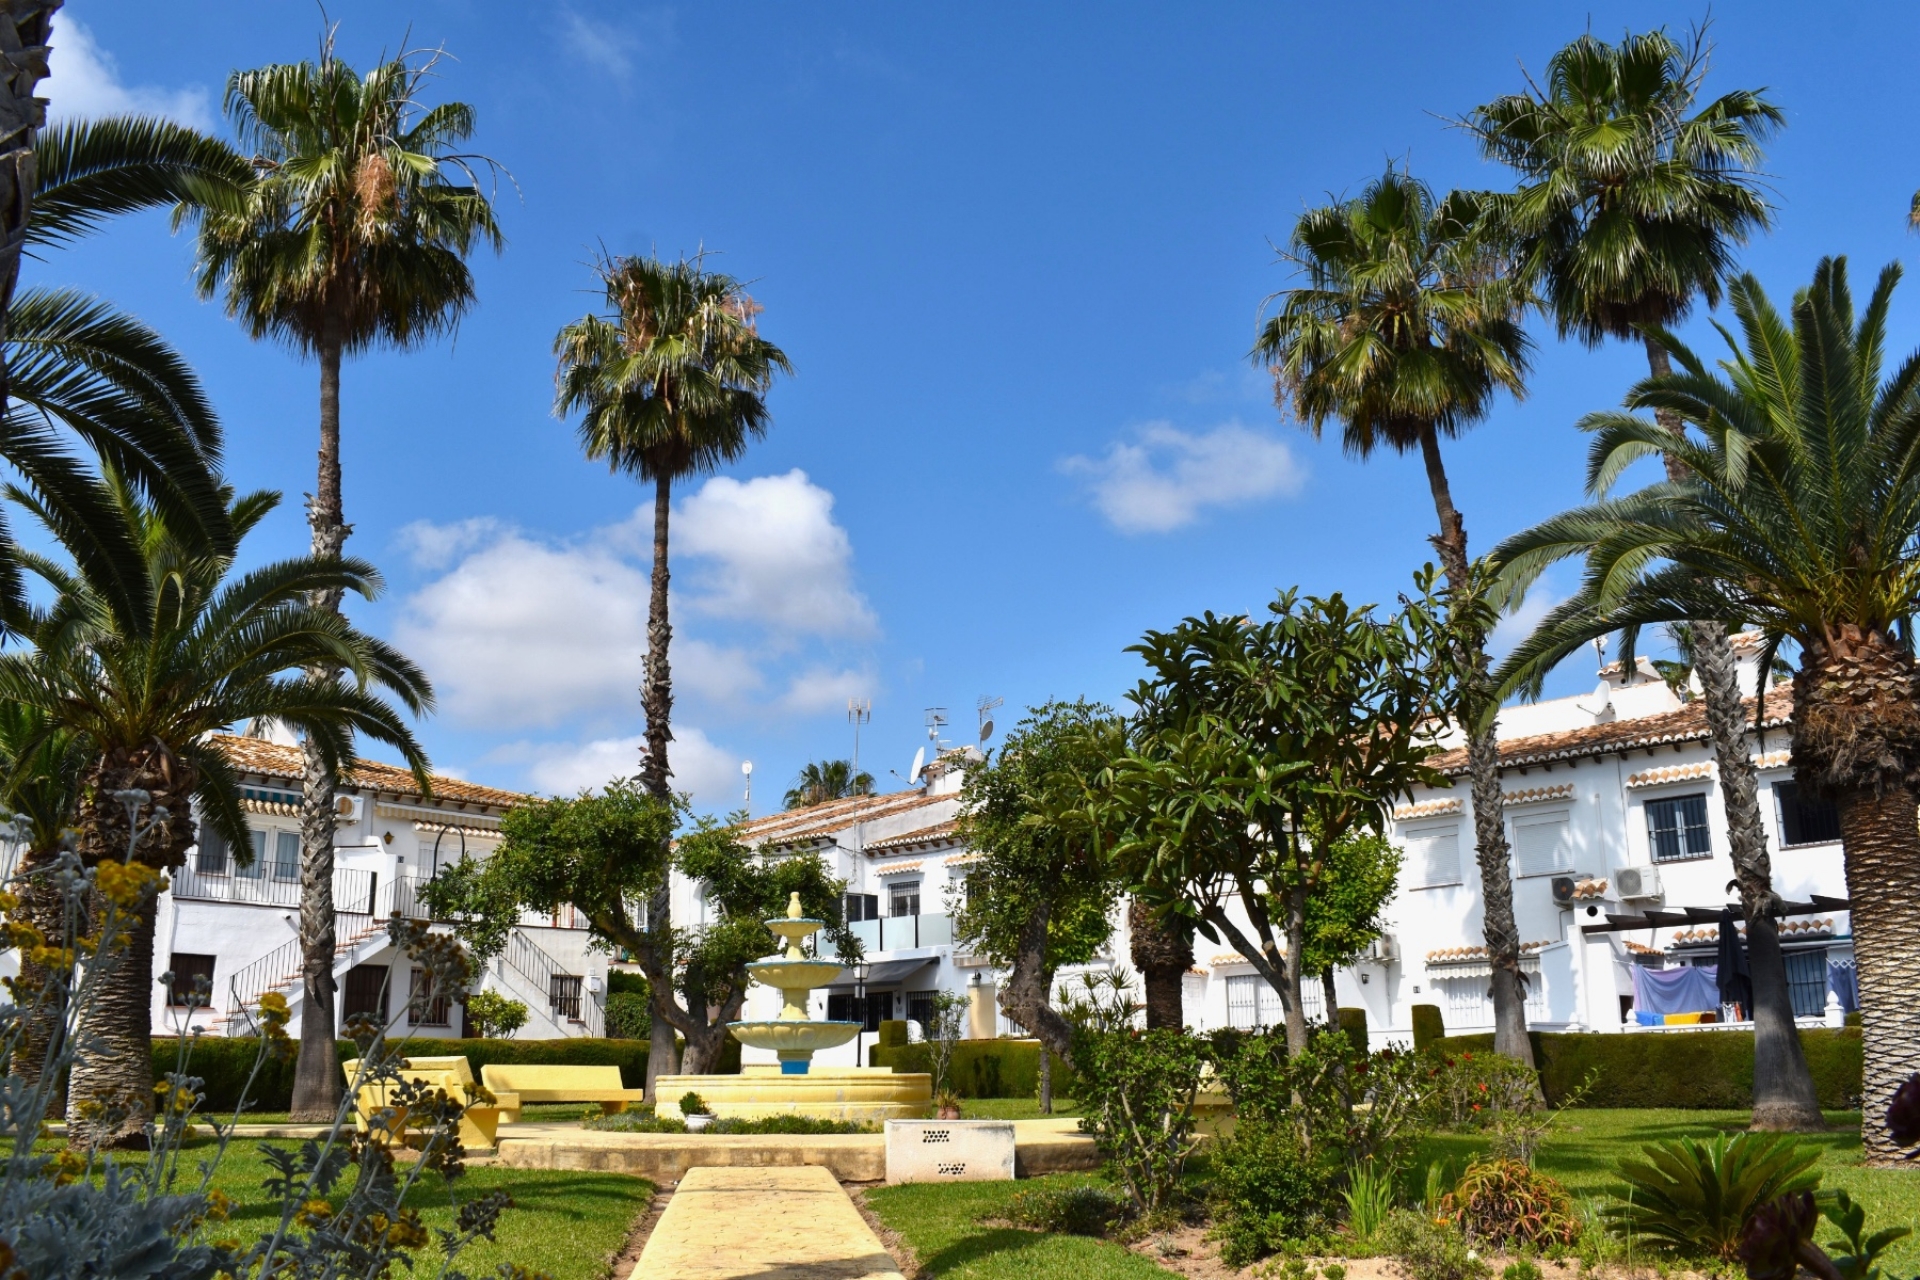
(206, 1189, 234, 1222)
(95, 861, 161, 909)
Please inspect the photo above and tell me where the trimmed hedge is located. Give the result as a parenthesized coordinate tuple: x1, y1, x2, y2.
(1411, 1004, 1445, 1052)
(1336, 1007, 1369, 1056)
(1431, 1027, 1863, 1110)
(871, 1037, 1080, 1099)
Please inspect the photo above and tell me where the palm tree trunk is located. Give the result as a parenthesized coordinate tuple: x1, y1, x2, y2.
(0, 1, 58, 416)
(1128, 899, 1191, 1030)
(1646, 336, 1824, 1131)
(11, 843, 69, 1102)
(641, 470, 679, 1096)
(291, 328, 346, 1121)
(66, 884, 158, 1149)
(1418, 425, 1532, 1064)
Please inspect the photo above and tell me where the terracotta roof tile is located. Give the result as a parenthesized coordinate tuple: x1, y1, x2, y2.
(866, 820, 959, 854)
(744, 790, 953, 849)
(212, 734, 526, 810)
(1431, 689, 1792, 775)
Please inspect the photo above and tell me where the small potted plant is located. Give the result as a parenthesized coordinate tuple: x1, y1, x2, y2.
(934, 1089, 963, 1121)
(679, 1091, 714, 1131)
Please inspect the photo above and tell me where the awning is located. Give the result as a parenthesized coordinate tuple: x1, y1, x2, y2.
(824, 958, 935, 989)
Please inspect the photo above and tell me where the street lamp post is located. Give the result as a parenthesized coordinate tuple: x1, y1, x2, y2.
(853, 960, 871, 1069)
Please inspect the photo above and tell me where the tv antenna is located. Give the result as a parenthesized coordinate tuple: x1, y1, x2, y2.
(741, 759, 753, 807)
(977, 695, 1003, 745)
(924, 707, 948, 747)
(848, 697, 872, 777)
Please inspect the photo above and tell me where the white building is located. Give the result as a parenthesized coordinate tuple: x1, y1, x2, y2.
(156, 728, 608, 1042)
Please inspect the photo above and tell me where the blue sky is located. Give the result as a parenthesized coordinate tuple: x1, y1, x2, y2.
(39, 2, 1920, 814)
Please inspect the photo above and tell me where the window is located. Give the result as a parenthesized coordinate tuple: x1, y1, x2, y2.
(194, 825, 229, 875)
(237, 829, 267, 879)
(1512, 811, 1573, 878)
(1783, 949, 1830, 1018)
(905, 989, 936, 1033)
(843, 892, 880, 922)
(1646, 794, 1712, 862)
(549, 974, 584, 1021)
(1775, 783, 1842, 847)
(342, 964, 390, 1022)
(167, 953, 216, 1008)
(888, 880, 920, 918)
(827, 993, 886, 1031)
(272, 830, 301, 880)
(1224, 974, 1322, 1029)
(409, 967, 450, 1027)
(1402, 825, 1461, 889)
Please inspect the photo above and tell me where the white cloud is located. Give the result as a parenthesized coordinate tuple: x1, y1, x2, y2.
(1061, 421, 1306, 534)
(395, 517, 504, 572)
(1491, 579, 1563, 657)
(777, 666, 874, 715)
(505, 726, 741, 806)
(671, 471, 877, 637)
(560, 10, 639, 79)
(44, 17, 211, 128)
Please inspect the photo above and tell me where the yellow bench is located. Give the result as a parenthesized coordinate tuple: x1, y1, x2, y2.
(478, 1064, 646, 1122)
(341, 1056, 519, 1149)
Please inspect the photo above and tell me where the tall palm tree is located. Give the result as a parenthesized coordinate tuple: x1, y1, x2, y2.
(189, 35, 501, 1119)
(1493, 258, 1920, 1164)
(1464, 28, 1820, 1129)
(0, 476, 433, 1148)
(0, 0, 61, 412)
(1252, 168, 1536, 1062)
(784, 759, 874, 809)
(554, 252, 791, 1092)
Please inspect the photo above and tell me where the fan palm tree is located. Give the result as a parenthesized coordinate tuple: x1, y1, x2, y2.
(189, 35, 501, 1119)
(784, 759, 874, 809)
(1464, 28, 1821, 1130)
(1251, 167, 1536, 1062)
(0, 475, 433, 1147)
(554, 251, 791, 1091)
(1492, 258, 1920, 1163)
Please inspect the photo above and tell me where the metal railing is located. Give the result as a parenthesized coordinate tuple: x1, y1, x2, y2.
(501, 928, 603, 1036)
(173, 863, 377, 912)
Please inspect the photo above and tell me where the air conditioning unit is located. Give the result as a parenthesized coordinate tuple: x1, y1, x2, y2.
(1551, 875, 1579, 907)
(1365, 933, 1399, 964)
(333, 794, 365, 823)
(1615, 865, 1663, 900)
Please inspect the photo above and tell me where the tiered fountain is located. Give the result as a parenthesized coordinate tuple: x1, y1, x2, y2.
(655, 893, 931, 1121)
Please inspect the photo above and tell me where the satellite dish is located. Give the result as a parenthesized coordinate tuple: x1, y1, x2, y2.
(909, 746, 926, 783)
(979, 719, 994, 743)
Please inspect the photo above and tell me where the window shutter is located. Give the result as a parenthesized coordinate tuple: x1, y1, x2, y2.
(1404, 827, 1461, 888)
(1512, 813, 1572, 877)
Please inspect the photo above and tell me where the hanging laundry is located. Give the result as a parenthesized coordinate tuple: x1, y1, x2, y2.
(1631, 963, 1720, 1016)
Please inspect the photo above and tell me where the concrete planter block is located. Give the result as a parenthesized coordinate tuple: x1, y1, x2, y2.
(885, 1119, 1016, 1184)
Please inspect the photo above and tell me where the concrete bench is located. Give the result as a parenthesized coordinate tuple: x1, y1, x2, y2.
(479, 1064, 646, 1122)
(342, 1057, 518, 1149)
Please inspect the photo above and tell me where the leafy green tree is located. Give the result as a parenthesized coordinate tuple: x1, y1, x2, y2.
(460, 990, 528, 1040)
(0, 477, 430, 1147)
(950, 700, 1123, 1071)
(784, 759, 874, 809)
(1300, 826, 1399, 1021)
(1466, 27, 1819, 1130)
(1252, 168, 1535, 1063)
(1105, 587, 1455, 1054)
(1492, 258, 1920, 1163)
(423, 782, 854, 1080)
(553, 252, 790, 1086)
(190, 35, 503, 1119)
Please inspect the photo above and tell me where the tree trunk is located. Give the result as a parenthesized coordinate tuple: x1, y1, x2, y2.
(11, 843, 69, 1099)
(291, 329, 347, 1122)
(1690, 622, 1825, 1131)
(641, 471, 679, 1098)
(1038, 1044, 1052, 1114)
(1321, 969, 1339, 1028)
(66, 884, 159, 1149)
(0, 1, 58, 415)
(1647, 337, 1825, 1131)
(1128, 899, 1191, 1030)
(1790, 629, 1920, 1164)
(1418, 425, 1532, 1065)
(1282, 885, 1309, 1054)
(999, 898, 1075, 1074)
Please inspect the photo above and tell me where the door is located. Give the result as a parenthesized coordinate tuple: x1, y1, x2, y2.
(342, 964, 390, 1025)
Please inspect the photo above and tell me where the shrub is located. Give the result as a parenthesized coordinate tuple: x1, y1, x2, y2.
(1376, 1209, 1490, 1280)
(1444, 1158, 1580, 1247)
(605, 991, 650, 1040)
(680, 1091, 710, 1116)
(1429, 1029, 1862, 1109)
(607, 969, 650, 996)
(1212, 1027, 1434, 1172)
(877, 1019, 909, 1048)
(708, 1114, 877, 1135)
(1411, 1004, 1445, 1052)
(1501, 1261, 1541, 1280)
(872, 1037, 1081, 1098)
(1344, 1160, 1394, 1241)
(1004, 1184, 1130, 1236)
(1075, 1028, 1206, 1216)
(462, 990, 529, 1039)
(1207, 1120, 1342, 1266)
(1603, 1131, 1820, 1260)
(585, 1112, 687, 1133)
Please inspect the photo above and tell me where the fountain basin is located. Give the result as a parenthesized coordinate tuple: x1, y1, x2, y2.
(744, 959, 846, 991)
(728, 1019, 861, 1073)
(654, 1066, 932, 1122)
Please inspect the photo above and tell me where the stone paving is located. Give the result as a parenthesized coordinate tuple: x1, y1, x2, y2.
(631, 1165, 904, 1280)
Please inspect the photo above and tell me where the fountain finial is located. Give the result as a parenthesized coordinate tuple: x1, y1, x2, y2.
(786, 890, 804, 920)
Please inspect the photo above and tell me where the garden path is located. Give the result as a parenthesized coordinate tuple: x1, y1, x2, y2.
(632, 1165, 904, 1280)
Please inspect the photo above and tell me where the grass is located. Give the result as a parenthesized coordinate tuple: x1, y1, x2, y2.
(952, 1098, 1083, 1121)
(211, 1103, 597, 1125)
(865, 1173, 1165, 1280)
(87, 1137, 649, 1280)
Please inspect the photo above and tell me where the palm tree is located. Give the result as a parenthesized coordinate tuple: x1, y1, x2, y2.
(1464, 28, 1820, 1130)
(784, 759, 875, 809)
(554, 251, 791, 1092)
(1252, 167, 1536, 1062)
(1492, 258, 1920, 1164)
(189, 36, 501, 1119)
(0, 0, 61, 410)
(0, 475, 433, 1147)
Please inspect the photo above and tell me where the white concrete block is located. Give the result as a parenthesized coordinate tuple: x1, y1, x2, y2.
(884, 1119, 1016, 1183)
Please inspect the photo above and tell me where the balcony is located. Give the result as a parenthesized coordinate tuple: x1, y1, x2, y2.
(849, 912, 952, 953)
(170, 864, 378, 913)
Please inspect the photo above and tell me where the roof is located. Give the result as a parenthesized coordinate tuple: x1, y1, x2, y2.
(211, 734, 526, 810)
(866, 820, 959, 855)
(740, 789, 953, 850)
(1431, 688, 1792, 776)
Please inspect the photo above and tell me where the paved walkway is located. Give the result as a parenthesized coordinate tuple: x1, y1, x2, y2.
(632, 1165, 903, 1280)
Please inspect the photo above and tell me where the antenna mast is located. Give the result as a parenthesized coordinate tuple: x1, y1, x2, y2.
(848, 697, 872, 777)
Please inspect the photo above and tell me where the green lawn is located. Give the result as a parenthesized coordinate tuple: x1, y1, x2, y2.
(94, 1137, 650, 1280)
(954, 1098, 1084, 1121)
(865, 1174, 1164, 1280)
